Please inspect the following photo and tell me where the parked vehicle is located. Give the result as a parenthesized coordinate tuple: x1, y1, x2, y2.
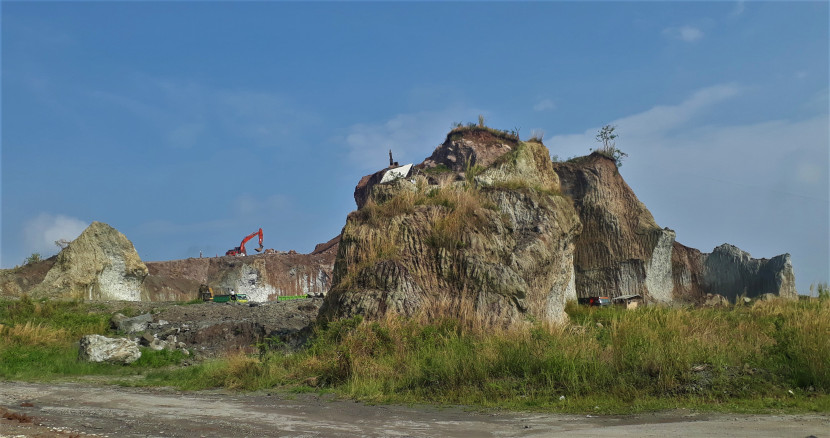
(578, 296, 612, 307)
(212, 293, 248, 304)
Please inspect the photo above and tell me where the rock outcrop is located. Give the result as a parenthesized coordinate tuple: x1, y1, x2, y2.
(677, 243, 798, 302)
(553, 153, 676, 303)
(0, 256, 56, 297)
(553, 152, 797, 303)
(321, 127, 582, 328)
(327, 126, 798, 323)
(28, 222, 149, 301)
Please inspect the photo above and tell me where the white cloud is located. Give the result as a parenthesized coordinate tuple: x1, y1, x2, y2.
(23, 214, 89, 258)
(344, 108, 479, 172)
(547, 84, 829, 294)
(548, 84, 741, 156)
(664, 25, 704, 43)
(533, 99, 556, 111)
(731, 1, 746, 16)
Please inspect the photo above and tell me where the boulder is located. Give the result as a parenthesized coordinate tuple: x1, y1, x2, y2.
(78, 334, 141, 364)
(703, 293, 730, 307)
(112, 313, 153, 333)
(29, 222, 148, 301)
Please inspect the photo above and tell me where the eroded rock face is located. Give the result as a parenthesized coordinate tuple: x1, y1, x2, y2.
(700, 244, 797, 302)
(30, 222, 148, 301)
(554, 154, 676, 303)
(143, 245, 336, 302)
(554, 153, 797, 303)
(321, 130, 581, 328)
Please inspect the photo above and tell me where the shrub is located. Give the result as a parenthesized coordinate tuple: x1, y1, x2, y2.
(592, 125, 628, 167)
(23, 253, 42, 265)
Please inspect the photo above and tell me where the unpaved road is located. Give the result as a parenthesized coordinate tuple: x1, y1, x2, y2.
(0, 382, 826, 437)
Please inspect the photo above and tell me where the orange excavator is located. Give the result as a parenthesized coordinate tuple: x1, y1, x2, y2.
(225, 228, 264, 256)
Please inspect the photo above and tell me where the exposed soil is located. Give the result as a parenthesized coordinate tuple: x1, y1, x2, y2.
(1, 382, 827, 438)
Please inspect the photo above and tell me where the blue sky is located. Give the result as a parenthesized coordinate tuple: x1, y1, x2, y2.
(2, 1, 828, 295)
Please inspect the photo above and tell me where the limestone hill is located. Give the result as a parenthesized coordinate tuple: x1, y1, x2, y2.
(321, 125, 797, 328)
(321, 127, 582, 328)
(554, 152, 797, 304)
(1, 125, 796, 312)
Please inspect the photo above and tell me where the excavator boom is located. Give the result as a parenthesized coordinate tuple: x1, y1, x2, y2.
(225, 228, 264, 256)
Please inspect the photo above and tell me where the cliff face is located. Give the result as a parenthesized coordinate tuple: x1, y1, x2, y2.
(142, 240, 337, 301)
(553, 153, 797, 303)
(554, 154, 675, 302)
(29, 222, 149, 301)
(321, 128, 581, 328)
(696, 244, 796, 302)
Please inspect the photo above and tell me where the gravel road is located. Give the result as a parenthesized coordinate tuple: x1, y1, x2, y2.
(1, 382, 827, 437)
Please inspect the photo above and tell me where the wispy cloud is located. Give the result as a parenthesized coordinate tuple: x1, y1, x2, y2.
(23, 214, 88, 259)
(533, 99, 556, 112)
(548, 84, 740, 155)
(546, 82, 828, 204)
(548, 84, 828, 293)
(89, 76, 317, 150)
(731, 1, 746, 17)
(663, 25, 704, 43)
(343, 108, 480, 172)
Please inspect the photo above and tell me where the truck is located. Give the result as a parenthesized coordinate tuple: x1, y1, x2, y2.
(212, 293, 248, 304)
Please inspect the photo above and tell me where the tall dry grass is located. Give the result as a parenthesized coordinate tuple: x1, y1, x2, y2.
(260, 298, 830, 408)
(0, 322, 66, 346)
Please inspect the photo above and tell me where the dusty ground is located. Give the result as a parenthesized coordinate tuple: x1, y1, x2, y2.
(0, 382, 827, 438)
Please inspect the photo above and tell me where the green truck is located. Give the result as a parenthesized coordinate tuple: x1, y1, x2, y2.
(211, 293, 248, 304)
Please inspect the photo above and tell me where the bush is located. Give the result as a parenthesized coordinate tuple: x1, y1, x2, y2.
(592, 125, 628, 167)
(23, 253, 42, 265)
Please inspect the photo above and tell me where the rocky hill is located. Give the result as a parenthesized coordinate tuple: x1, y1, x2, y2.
(1, 222, 150, 301)
(554, 152, 796, 303)
(320, 125, 797, 328)
(554, 153, 676, 303)
(321, 127, 582, 328)
(1, 125, 796, 312)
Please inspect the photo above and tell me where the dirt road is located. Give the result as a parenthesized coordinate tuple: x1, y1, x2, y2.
(0, 382, 826, 437)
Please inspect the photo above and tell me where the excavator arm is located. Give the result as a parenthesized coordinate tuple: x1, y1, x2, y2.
(239, 228, 264, 255)
(225, 228, 264, 256)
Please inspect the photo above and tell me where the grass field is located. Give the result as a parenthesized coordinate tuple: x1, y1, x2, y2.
(1, 295, 828, 413)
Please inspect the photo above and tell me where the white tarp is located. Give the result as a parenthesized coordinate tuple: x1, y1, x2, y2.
(380, 164, 413, 184)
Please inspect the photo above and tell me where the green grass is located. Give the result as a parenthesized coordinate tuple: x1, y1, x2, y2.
(134, 300, 830, 413)
(0, 297, 189, 381)
(2, 296, 828, 413)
